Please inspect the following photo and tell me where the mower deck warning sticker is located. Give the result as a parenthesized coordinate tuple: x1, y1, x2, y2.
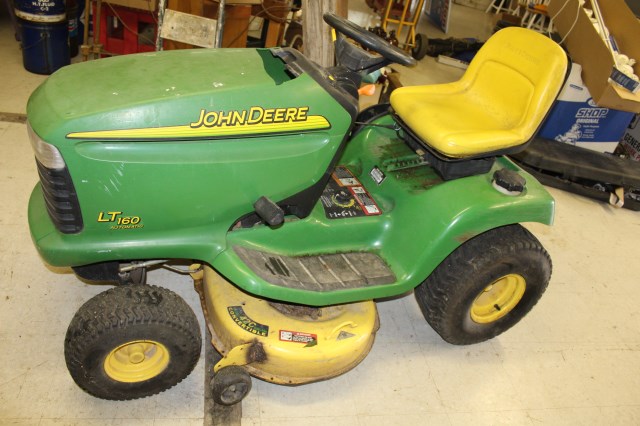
(228, 306, 269, 337)
(279, 330, 318, 347)
(321, 166, 382, 219)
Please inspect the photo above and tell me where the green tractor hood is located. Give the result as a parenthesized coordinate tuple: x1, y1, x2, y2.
(27, 48, 355, 268)
(27, 48, 351, 143)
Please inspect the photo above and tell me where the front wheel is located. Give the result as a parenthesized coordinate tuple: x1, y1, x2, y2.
(212, 366, 252, 406)
(414, 224, 551, 345)
(64, 284, 202, 400)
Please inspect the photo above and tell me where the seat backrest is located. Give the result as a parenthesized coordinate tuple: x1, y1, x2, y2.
(460, 27, 568, 140)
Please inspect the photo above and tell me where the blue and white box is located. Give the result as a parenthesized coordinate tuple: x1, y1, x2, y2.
(538, 63, 635, 153)
(618, 114, 640, 161)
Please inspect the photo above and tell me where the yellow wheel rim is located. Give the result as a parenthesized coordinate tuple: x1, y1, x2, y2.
(104, 340, 170, 383)
(470, 274, 526, 324)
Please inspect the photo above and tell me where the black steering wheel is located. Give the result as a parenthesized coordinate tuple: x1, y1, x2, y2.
(323, 12, 416, 68)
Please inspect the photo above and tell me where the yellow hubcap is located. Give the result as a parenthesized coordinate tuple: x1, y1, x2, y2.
(104, 340, 170, 383)
(470, 274, 526, 324)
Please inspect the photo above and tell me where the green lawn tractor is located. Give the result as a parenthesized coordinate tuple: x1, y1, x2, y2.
(26, 14, 568, 405)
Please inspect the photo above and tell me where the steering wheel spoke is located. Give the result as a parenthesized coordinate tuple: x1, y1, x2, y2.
(323, 13, 417, 72)
(334, 34, 390, 74)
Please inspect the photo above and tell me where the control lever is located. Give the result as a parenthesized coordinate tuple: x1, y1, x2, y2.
(253, 196, 285, 226)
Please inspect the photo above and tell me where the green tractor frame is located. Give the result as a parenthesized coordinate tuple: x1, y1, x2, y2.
(26, 14, 568, 404)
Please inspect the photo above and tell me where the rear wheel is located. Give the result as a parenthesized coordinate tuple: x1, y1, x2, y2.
(65, 284, 202, 400)
(414, 225, 551, 345)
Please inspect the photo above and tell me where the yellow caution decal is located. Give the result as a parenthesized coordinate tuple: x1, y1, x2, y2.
(66, 106, 331, 140)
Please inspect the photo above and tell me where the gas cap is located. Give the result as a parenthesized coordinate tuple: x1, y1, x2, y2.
(492, 168, 526, 196)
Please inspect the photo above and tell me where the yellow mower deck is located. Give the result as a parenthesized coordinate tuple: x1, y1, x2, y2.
(193, 266, 379, 385)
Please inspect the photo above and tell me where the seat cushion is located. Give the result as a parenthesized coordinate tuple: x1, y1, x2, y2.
(390, 27, 568, 159)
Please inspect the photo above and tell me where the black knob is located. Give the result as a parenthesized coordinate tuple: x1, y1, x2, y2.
(493, 168, 526, 193)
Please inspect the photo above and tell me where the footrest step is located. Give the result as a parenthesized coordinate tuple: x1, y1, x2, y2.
(234, 247, 396, 292)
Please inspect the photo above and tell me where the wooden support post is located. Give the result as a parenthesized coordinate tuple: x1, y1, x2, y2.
(164, 1, 251, 49)
(302, 0, 347, 68)
(263, 21, 284, 47)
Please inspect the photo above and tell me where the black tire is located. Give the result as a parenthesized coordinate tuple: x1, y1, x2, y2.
(411, 33, 429, 60)
(212, 366, 252, 406)
(414, 224, 551, 345)
(64, 284, 202, 400)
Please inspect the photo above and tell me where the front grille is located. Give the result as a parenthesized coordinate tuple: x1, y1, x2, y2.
(36, 160, 84, 234)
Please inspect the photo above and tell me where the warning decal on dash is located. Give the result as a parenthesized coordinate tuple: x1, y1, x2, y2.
(350, 186, 381, 216)
(333, 165, 360, 186)
(320, 165, 382, 219)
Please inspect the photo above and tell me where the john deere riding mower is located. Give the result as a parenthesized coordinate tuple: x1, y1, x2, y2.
(26, 14, 568, 404)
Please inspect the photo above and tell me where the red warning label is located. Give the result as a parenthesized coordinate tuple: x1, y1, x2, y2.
(279, 330, 318, 345)
(349, 186, 381, 216)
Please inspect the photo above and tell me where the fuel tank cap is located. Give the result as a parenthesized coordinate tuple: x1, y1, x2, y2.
(492, 168, 526, 196)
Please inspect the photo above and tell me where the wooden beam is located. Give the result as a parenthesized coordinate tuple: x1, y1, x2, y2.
(302, 0, 347, 68)
(164, 2, 252, 49)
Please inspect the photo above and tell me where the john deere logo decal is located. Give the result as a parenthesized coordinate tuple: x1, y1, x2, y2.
(66, 106, 331, 140)
(191, 106, 313, 128)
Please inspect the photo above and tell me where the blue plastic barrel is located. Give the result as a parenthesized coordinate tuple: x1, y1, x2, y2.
(14, 0, 66, 23)
(19, 19, 70, 75)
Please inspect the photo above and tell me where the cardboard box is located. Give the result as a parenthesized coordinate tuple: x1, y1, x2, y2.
(538, 63, 635, 153)
(617, 115, 640, 161)
(549, 0, 640, 113)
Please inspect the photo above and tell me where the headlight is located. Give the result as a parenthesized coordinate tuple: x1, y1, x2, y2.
(27, 122, 66, 170)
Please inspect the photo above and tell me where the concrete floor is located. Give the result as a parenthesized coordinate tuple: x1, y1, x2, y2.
(1, 2, 640, 426)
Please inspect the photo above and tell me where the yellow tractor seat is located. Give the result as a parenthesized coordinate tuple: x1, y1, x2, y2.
(390, 27, 568, 161)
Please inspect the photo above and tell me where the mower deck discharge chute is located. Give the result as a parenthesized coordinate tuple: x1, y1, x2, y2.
(26, 14, 567, 404)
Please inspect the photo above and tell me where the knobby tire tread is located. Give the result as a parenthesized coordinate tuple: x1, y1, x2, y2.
(415, 224, 551, 345)
(65, 284, 201, 400)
